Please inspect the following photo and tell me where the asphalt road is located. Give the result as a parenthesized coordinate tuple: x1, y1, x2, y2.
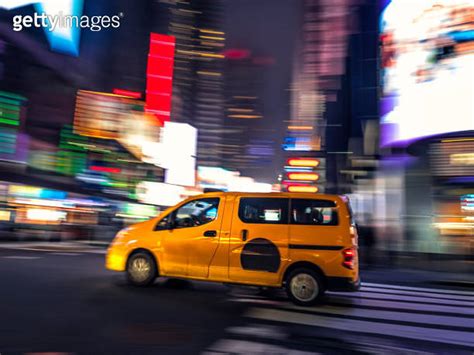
(0, 246, 473, 354)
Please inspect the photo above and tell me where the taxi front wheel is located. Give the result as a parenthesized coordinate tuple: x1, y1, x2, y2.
(126, 252, 157, 286)
(286, 268, 325, 306)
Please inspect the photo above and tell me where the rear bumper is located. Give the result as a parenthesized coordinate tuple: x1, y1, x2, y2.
(327, 276, 360, 292)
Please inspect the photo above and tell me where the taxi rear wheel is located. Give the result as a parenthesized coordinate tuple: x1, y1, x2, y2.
(126, 251, 157, 286)
(286, 268, 325, 306)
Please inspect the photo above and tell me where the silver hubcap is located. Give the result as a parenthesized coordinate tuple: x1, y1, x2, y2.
(129, 257, 151, 282)
(290, 273, 318, 302)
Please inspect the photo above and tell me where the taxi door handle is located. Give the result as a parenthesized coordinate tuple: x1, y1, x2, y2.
(204, 230, 217, 237)
(241, 229, 248, 241)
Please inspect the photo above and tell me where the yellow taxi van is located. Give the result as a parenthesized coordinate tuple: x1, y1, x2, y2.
(106, 192, 359, 306)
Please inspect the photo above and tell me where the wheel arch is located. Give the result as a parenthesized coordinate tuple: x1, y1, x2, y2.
(281, 261, 327, 287)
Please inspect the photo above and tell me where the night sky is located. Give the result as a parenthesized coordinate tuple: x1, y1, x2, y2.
(224, 0, 302, 183)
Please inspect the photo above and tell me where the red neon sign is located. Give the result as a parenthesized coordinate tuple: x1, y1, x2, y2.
(146, 33, 176, 125)
(90, 166, 121, 174)
(224, 49, 251, 60)
(113, 89, 142, 99)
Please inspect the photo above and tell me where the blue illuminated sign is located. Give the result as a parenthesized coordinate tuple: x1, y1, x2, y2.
(0, 0, 84, 56)
(282, 136, 311, 151)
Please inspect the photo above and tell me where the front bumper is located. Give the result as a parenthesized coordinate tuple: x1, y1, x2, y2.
(327, 276, 360, 292)
(105, 248, 127, 271)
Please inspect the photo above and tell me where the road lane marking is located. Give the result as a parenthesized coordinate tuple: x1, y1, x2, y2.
(0, 246, 106, 254)
(226, 324, 288, 340)
(245, 308, 474, 348)
(268, 304, 474, 330)
(85, 250, 107, 254)
(362, 282, 474, 296)
(359, 286, 474, 302)
(2, 255, 41, 260)
(232, 295, 474, 320)
(203, 338, 317, 355)
(327, 295, 474, 315)
(51, 252, 82, 256)
(231, 295, 474, 317)
(330, 291, 474, 307)
(231, 297, 286, 307)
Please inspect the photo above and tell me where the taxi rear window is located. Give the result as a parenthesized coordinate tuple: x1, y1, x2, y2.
(290, 199, 338, 226)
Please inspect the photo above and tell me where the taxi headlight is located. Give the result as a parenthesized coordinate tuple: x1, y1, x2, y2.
(111, 228, 129, 246)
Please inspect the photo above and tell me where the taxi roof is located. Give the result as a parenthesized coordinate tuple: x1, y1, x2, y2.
(192, 191, 346, 201)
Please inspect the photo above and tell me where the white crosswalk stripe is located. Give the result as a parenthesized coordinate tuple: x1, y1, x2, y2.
(359, 286, 474, 302)
(246, 308, 473, 348)
(325, 294, 472, 315)
(210, 283, 474, 352)
(329, 290, 474, 307)
(362, 282, 474, 296)
(203, 338, 319, 355)
(275, 304, 471, 328)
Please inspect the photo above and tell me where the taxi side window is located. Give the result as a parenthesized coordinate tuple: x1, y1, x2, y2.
(238, 198, 289, 224)
(174, 198, 220, 229)
(290, 199, 338, 226)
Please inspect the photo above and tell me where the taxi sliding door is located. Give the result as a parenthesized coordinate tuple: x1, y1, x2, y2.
(229, 196, 289, 286)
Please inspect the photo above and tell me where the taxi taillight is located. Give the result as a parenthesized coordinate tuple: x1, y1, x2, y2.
(342, 248, 355, 269)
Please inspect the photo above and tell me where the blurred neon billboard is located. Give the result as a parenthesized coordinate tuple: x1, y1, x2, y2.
(73, 90, 148, 142)
(0, 0, 84, 56)
(461, 194, 474, 212)
(9, 185, 67, 199)
(380, 0, 474, 147)
(0, 91, 29, 163)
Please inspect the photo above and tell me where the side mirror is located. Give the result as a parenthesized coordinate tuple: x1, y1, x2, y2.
(154, 215, 175, 231)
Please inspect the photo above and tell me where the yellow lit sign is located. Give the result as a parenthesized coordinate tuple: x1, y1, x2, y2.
(9, 185, 42, 197)
(288, 126, 313, 131)
(288, 172, 320, 181)
(450, 153, 474, 166)
(287, 185, 319, 193)
(0, 210, 11, 221)
(287, 158, 320, 167)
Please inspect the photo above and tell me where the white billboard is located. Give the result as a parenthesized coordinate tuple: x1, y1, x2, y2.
(136, 181, 185, 207)
(150, 122, 197, 187)
(380, 0, 474, 146)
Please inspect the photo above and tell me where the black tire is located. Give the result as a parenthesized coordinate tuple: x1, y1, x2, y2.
(126, 251, 157, 286)
(285, 268, 325, 306)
